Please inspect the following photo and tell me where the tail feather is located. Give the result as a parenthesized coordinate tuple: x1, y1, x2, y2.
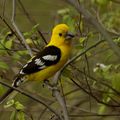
(0, 75, 25, 104)
(0, 88, 14, 104)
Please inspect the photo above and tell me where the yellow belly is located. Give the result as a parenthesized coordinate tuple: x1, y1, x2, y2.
(27, 44, 71, 81)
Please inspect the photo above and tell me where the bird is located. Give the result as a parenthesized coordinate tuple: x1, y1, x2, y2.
(0, 24, 74, 103)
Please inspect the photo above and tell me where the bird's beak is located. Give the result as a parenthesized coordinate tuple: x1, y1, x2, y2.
(65, 32, 75, 40)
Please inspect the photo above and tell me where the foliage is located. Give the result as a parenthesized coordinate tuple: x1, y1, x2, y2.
(0, 0, 120, 120)
(4, 100, 25, 120)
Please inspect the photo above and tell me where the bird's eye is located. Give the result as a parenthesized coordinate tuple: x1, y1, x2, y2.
(59, 33, 62, 37)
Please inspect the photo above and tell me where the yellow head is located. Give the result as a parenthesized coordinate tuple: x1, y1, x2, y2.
(49, 24, 74, 46)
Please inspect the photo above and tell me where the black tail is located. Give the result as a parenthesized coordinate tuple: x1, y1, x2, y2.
(0, 88, 14, 104)
(0, 75, 23, 104)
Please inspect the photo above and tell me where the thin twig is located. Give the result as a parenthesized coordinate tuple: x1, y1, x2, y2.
(52, 72, 69, 120)
(11, 0, 32, 56)
(70, 114, 120, 117)
(2, 0, 7, 17)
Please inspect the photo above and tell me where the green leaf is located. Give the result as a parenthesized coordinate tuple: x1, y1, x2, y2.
(4, 99, 15, 108)
(112, 73, 120, 91)
(31, 24, 40, 34)
(0, 61, 9, 70)
(98, 105, 106, 114)
(75, 44, 84, 50)
(15, 101, 24, 110)
(80, 20, 83, 32)
(102, 64, 112, 72)
(32, 24, 39, 30)
(23, 32, 30, 38)
(99, 96, 111, 114)
(0, 39, 7, 55)
(17, 50, 28, 56)
(0, 84, 5, 95)
(86, 51, 91, 57)
(10, 111, 17, 120)
(17, 111, 25, 120)
(57, 8, 70, 15)
(5, 39, 13, 49)
(87, 32, 94, 38)
(79, 37, 86, 44)
(114, 37, 120, 46)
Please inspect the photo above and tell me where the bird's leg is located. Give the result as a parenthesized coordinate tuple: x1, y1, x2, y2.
(43, 79, 59, 96)
(42, 79, 50, 87)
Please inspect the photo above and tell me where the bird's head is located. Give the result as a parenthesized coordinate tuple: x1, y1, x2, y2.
(49, 24, 74, 46)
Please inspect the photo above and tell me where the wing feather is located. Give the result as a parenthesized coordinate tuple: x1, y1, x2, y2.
(19, 46, 61, 75)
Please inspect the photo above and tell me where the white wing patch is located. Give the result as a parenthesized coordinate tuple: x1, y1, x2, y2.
(20, 70, 25, 75)
(42, 55, 57, 61)
(20, 64, 28, 74)
(23, 64, 28, 68)
(39, 65, 46, 69)
(27, 59, 32, 63)
(35, 58, 45, 66)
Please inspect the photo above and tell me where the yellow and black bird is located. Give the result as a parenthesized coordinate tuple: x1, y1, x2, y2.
(0, 24, 74, 103)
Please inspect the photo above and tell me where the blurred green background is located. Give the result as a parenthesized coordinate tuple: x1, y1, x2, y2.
(0, 0, 68, 30)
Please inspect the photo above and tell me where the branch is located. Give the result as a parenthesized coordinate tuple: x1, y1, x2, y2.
(52, 72, 70, 120)
(0, 80, 61, 119)
(2, 0, 7, 17)
(11, 0, 33, 57)
(65, 0, 120, 59)
(70, 114, 120, 117)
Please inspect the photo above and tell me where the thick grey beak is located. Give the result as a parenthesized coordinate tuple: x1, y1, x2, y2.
(65, 32, 75, 40)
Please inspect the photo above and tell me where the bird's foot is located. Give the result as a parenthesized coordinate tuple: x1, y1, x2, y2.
(43, 79, 59, 97)
(42, 79, 50, 87)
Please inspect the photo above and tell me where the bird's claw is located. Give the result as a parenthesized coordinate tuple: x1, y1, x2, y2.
(42, 79, 50, 87)
(43, 79, 59, 97)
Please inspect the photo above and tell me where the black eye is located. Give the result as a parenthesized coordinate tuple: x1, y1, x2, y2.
(59, 33, 62, 37)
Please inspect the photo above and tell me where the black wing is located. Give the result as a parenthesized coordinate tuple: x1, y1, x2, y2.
(19, 45, 61, 75)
